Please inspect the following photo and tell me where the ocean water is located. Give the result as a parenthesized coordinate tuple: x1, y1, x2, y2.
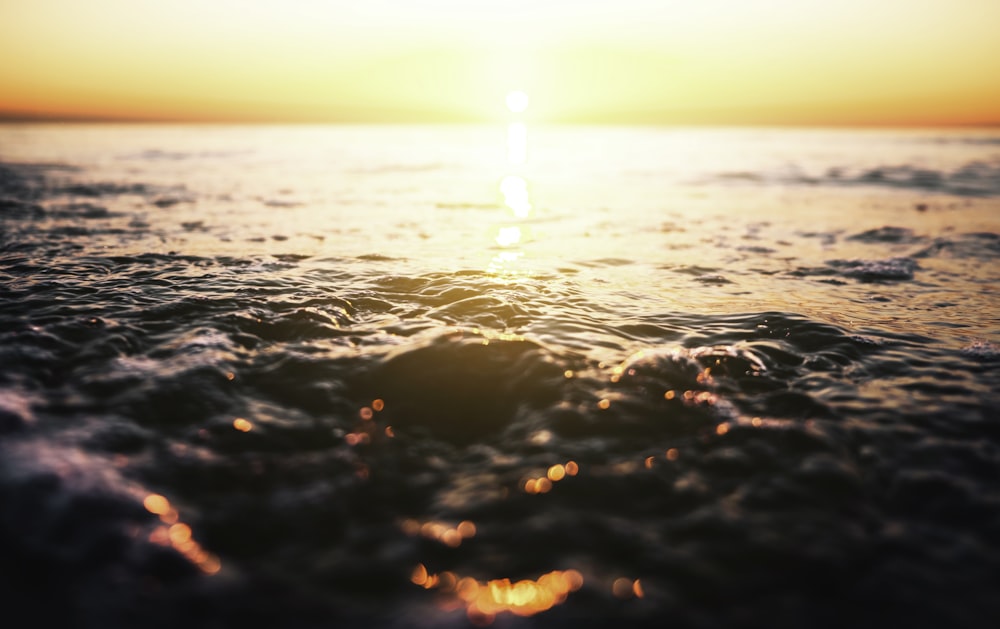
(1, 124, 999, 628)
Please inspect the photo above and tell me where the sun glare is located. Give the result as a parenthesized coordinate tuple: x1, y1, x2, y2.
(506, 91, 529, 114)
(500, 175, 532, 218)
(506, 122, 527, 165)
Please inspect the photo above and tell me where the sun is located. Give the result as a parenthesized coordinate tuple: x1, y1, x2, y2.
(506, 90, 529, 114)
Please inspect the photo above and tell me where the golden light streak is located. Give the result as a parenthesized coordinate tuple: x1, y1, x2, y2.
(168, 523, 192, 545)
(143, 494, 170, 515)
(506, 122, 527, 165)
(496, 226, 523, 248)
(412, 566, 585, 622)
(499, 176, 531, 218)
(486, 251, 524, 275)
(402, 519, 478, 547)
(547, 464, 566, 482)
(523, 461, 579, 494)
(143, 493, 221, 575)
(412, 563, 429, 586)
(457, 521, 477, 538)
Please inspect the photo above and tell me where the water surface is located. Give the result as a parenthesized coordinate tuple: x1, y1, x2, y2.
(1, 124, 998, 628)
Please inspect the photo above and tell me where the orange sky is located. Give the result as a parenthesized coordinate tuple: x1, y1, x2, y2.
(1, 0, 998, 125)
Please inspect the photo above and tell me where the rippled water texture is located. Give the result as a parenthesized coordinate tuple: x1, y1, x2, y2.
(1, 125, 999, 628)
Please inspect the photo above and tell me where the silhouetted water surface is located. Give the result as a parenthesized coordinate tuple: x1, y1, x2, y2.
(1, 125, 998, 628)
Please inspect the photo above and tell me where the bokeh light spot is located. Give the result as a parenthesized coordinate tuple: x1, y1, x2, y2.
(143, 493, 170, 515)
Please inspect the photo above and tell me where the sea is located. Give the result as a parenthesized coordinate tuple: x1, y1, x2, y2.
(1, 123, 998, 628)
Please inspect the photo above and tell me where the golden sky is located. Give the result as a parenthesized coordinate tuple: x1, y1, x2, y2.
(1, 0, 998, 125)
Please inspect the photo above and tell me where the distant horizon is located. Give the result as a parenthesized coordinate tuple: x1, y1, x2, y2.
(1, 108, 998, 130)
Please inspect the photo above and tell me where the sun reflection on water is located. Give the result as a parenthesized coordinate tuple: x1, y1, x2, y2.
(495, 225, 522, 247)
(401, 518, 478, 548)
(499, 175, 531, 218)
(488, 91, 534, 276)
(412, 563, 584, 624)
(523, 459, 579, 495)
(486, 250, 524, 275)
(143, 493, 221, 575)
(506, 122, 527, 165)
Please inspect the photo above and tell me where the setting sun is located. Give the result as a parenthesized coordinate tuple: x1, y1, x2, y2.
(506, 91, 530, 114)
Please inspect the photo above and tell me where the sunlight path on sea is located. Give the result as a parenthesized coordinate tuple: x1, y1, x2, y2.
(488, 91, 534, 278)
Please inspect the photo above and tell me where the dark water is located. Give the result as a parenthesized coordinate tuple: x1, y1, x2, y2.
(1, 125, 999, 628)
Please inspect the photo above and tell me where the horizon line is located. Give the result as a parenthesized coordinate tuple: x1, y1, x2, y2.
(1, 110, 998, 129)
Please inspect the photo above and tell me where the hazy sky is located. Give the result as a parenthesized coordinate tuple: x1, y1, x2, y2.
(2, 0, 998, 125)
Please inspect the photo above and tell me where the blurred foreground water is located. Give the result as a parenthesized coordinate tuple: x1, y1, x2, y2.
(1, 124, 999, 628)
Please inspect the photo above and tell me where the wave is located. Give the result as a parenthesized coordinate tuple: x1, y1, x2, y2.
(1, 247, 997, 627)
(711, 158, 1000, 197)
(1, 136, 999, 628)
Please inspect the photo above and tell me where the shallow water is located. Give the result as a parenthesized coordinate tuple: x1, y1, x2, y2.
(1, 124, 999, 628)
